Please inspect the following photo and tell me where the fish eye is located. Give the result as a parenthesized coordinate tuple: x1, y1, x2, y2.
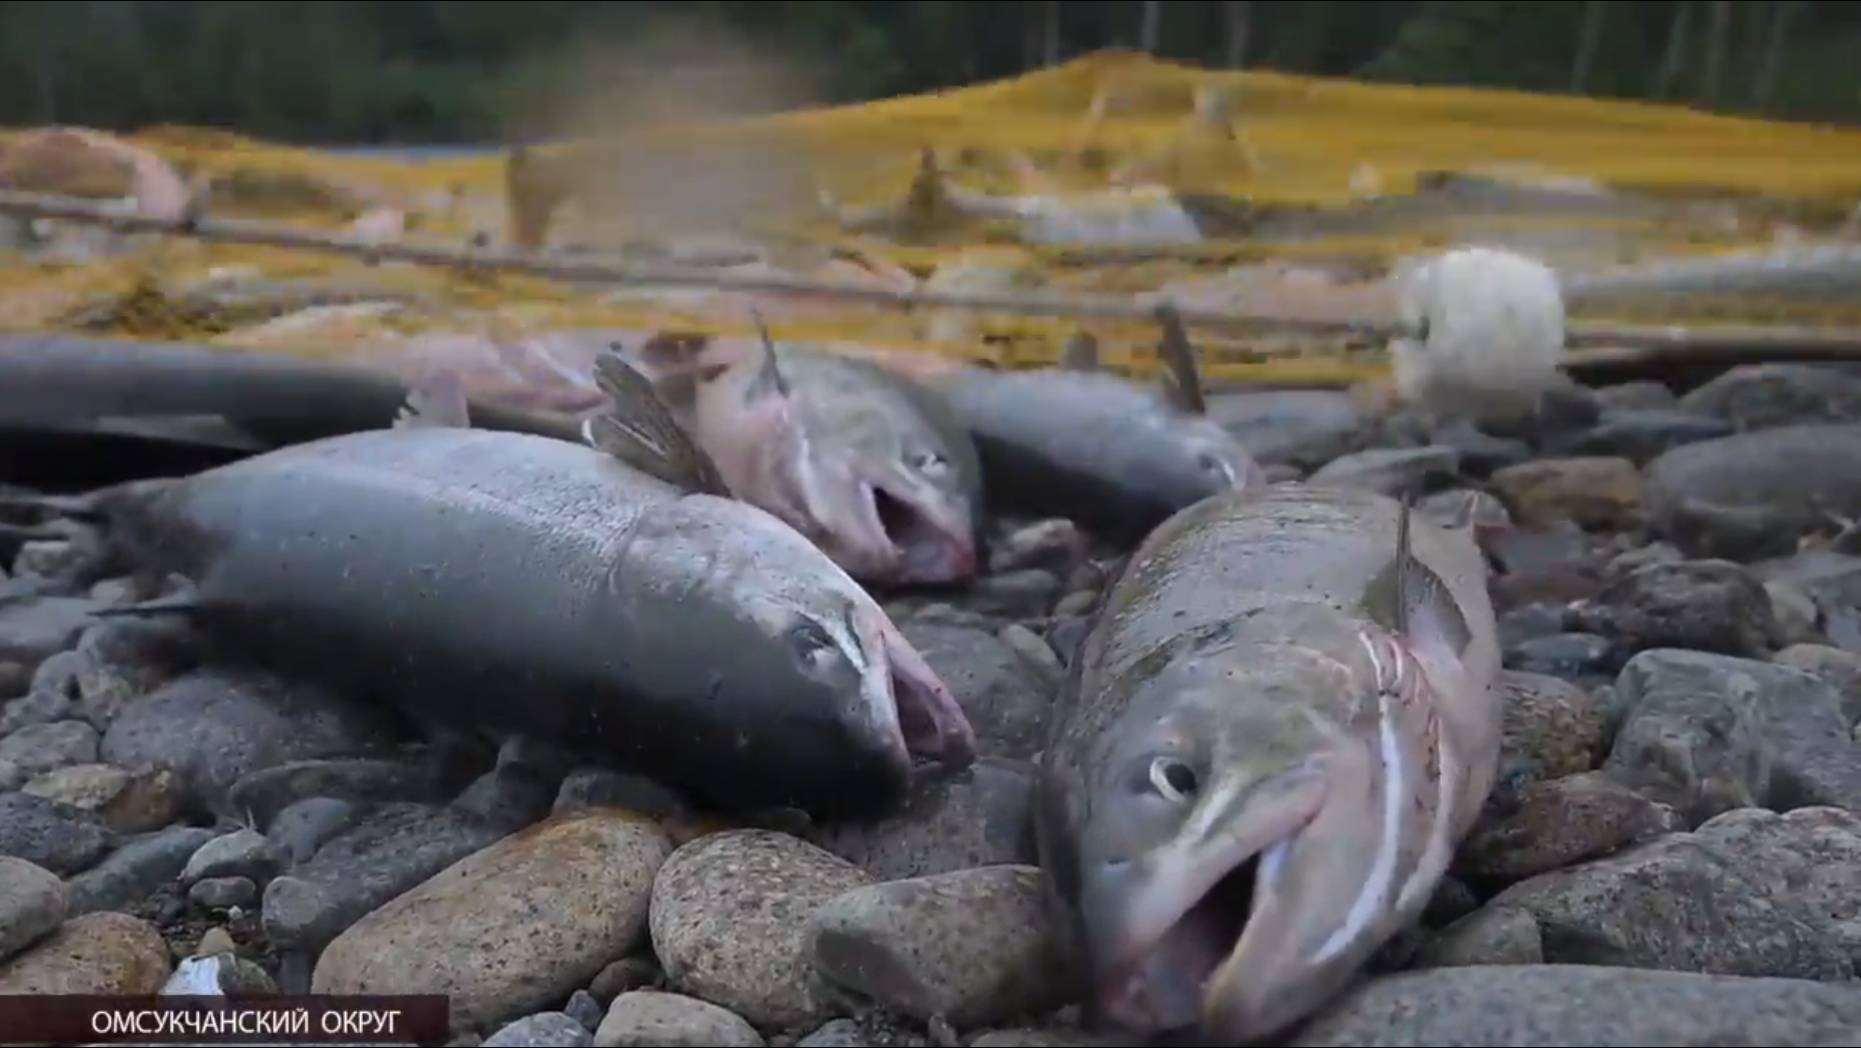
(1195, 450, 1235, 483)
(789, 619, 838, 666)
(1149, 756, 1198, 803)
(910, 449, 948, 475)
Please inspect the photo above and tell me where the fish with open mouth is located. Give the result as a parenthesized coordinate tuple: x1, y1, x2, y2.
(22, 348, 976, 818)
(927, 304, 1266, 543)
(1034, 482, 1501, 1042)
(639, 319, 984, 586)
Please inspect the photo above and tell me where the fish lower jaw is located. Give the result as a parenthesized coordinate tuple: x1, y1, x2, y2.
(863, 481, 976, 584)
(878, 627, 978, 779)
(1094, 852, 1265, 1037)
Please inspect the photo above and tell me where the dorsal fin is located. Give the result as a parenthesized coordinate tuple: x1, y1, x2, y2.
(1059, 329, 1100, 371)
(1393, 490, 1415, 637)
(746, 308, 790, 403)
(1153, 302, 1207, 415)
(583, 343, 730, 495)
(1361, 490, 1473, 656)
(393, 370, 472, 429)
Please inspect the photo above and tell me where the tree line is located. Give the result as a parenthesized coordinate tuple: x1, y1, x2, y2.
(0, 1, 1853, 145)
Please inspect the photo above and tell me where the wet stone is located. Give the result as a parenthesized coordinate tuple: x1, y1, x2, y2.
(1456, 771, 1684, 882)
(312, 810, 670, 1033)
(0, 719, 99, 779)
(594, 991, 764, 1047)
(1605, 649, 1861, 823)
(228, 754, 468, 830)
(0, 791, 112, 876)
(1491, 456, 1644, 530)
(899, 623, 1054, 760)
(0, 596, 104, 672)
(1306, 445, 1461, 495)
(102, 668, 397, 819)
(963, 570, 1061, 620)
(1486, 806, 1860, 981)
(188, 876, 257, 911)
(182, 829, 287, 886)
(807, 757, 1036, 881)
(0, 683, 76, 735)
(0, 911, 172, 995)
(1552, 409, 1734, 464)
(806, 864, 1069, 1028)
(262, 802, 512, 954)
(266, 796, 365, 863)
(1497, 604, 1569, 652)
(484, 1012, 593, 1048)
(1567, 559, 1780, 660)
(1289, 964, 1861, 1047)
(64, 825, 218, 917)
(1679, 363, 1861, 430)
(1504, 633, 1616, 682)
(0, 856, 67, 963)
(649, 829, 870, 1029)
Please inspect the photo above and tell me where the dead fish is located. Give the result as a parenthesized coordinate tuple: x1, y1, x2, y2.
(0, 332, 585, 447)
(24, 348, 976, 818)
(930, 304, 1266, 541)
(1035, 483, 1501, 1042)
(646, 319, 983, 586)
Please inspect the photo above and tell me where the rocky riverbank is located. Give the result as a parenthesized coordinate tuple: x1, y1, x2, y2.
(6, 360, 1861, 1045)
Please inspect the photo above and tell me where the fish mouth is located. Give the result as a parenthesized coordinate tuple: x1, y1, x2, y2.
(874, 615, 977, 775)
(859, 480, 977, 584)
(1099, 851, 1268, 1034)
(1091, 768, 1327, 1038)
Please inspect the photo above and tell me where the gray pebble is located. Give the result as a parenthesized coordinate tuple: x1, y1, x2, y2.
(189, 875, 258, 911)
(183, 828, 287, 885)
(483, 1012, 592, 1048)
(0, 791, 113, 876)
(64, 825, 218, 916)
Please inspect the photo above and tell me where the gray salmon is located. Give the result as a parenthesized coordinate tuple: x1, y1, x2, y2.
(34, 349, 976, 818)
(644, 322, 984, 586)
(929, 305, 1266, 542)
(1035, 483, 1501, 1042)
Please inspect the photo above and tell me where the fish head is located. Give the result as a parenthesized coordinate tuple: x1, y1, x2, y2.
(631, 494, 978, 809)
(821, 401, 980, 586)
(1065, 641, 1449, 1043)
(1154, 415, 1269, 506)
(690, 348, 979, 585)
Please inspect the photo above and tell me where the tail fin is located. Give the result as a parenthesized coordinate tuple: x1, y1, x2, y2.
(87, 594, 202, 619)
(0, 492, 103, 523)
(0, 522, 70, 543)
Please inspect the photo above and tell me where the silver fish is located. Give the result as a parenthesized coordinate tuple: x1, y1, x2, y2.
(1035, 483, 1501, 1042)
(34, 348, 976, 818)
(650, 320, 984, 586)
(930, 304, 1266, 542)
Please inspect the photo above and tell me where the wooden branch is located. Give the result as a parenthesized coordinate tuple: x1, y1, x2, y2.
(0, 189, 1399, 338)
(11, 189, 1861, 365)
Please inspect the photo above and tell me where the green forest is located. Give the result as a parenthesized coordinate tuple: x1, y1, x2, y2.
(0, 1, 1855, 144)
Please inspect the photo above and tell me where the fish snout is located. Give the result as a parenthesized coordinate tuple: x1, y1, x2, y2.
(862, 607, 978, 778)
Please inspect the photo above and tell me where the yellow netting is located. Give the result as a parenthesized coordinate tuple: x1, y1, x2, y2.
(4, 50, 1861, 382)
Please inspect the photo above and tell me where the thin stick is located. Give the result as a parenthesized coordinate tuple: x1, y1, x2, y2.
(0, 189, 1397, 338)
(11, 189, 1861, 360)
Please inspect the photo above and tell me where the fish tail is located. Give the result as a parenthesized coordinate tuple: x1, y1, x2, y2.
(87, 593, 203, 619)
(0, 522, 70, 542)
(0, 491, 102, 522)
